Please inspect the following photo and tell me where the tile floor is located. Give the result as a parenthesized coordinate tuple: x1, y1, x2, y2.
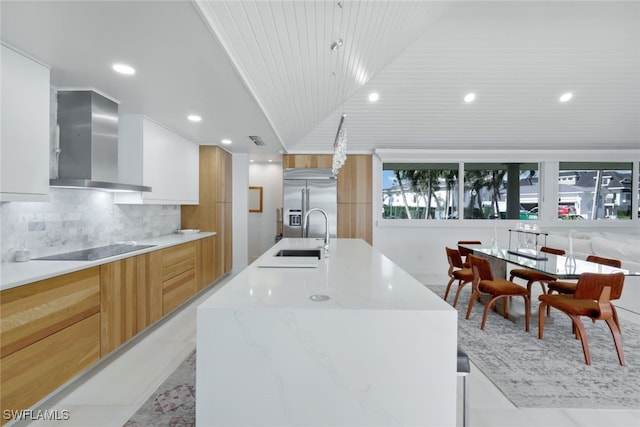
(13, 273, 640, 427)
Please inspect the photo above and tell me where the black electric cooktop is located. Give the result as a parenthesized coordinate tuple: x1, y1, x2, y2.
(34, 244, 157, 261)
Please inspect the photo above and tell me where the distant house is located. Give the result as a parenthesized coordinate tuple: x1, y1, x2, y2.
(559, 170, 632, 218)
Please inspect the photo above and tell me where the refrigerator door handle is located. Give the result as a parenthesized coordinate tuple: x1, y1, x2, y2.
(301, 189, 306, 237)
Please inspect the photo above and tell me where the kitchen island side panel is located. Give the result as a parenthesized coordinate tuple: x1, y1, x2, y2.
(197, 307, 457, 426)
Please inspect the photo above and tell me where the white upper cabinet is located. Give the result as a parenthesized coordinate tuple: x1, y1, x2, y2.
(116, 115, 199, 205)
(1, 44, 50, 202)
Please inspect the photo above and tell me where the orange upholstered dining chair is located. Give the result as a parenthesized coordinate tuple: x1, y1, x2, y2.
(538, 272, 626, 366)
(444, 247, 475, 307)
(457, 241, 482, 268)
(509, 246, 565, 294)
(546, 255, 622, 324)
(466, 254, 530, 332)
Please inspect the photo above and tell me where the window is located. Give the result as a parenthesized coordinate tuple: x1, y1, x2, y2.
(558, 162, 633, 220)
(382, 163, 458, 219)
(463, 163, 539, 220)
(381, 162, 539, 220)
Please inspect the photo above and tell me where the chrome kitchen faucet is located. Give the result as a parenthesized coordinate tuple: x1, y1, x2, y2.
(302, 208, 330, 252)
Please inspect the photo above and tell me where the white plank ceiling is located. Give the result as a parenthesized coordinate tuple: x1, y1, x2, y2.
(198, 0, 640, 153)
(2, 1, 639, 161)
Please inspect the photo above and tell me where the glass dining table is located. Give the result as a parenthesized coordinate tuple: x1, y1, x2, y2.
(458, 244, 636, 323)
(461, 245, 634, 280)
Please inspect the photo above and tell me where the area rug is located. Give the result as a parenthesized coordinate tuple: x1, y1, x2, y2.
(427, 284, 640, 409)
(124, 350, 196, 427)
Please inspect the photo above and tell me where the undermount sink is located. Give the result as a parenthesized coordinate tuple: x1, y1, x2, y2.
(274, 249, 322, 259)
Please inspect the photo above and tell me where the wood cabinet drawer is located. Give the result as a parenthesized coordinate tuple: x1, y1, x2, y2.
(0, 267, 100, 358)
(162, 242, 196, 281)
(162, 269, 195, 314)
(0, 313, 100, 416)
(198, 236, 215, 290)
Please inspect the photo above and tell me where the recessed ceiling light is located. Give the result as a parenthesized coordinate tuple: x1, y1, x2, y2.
(464, 93, 476, 103)
(187, 115, 202, 122)
(221, 139, 232, 145)
(112, 63, 135, 75)
(250, 159, 254, 163)
(368, 92, 379, 102)
(559, 92, 573, 103)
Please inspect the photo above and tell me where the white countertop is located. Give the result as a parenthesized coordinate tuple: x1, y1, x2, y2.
(200, 237, 452, 312)
(0, 232, 216, 291)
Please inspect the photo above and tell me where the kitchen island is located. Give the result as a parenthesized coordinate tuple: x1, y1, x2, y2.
(197, 238, 457, 426)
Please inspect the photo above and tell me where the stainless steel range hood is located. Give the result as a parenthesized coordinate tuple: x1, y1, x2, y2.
(50, 90, 152, 192)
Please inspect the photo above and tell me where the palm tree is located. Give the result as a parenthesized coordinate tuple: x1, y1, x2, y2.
(394, 170, 413, 219)
(464, 169, 490, 218)
(488, 169, 507, 218)
(442, 170, 458, 219)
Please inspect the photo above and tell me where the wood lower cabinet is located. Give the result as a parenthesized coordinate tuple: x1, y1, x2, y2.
(161, 242, 196, 314)
(0, 314, 100, 420)
(163, 269, 196, 314)
(0, 267, 100, 359)
(0, 239, 210, 419)
(198, 236, 216, 290)
(162, 242, 196, 281)
(0, 267, 101, 420)
(100, 253, 163, 356)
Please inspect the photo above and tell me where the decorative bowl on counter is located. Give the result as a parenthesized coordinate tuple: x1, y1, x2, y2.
(176, 229, 201, 234)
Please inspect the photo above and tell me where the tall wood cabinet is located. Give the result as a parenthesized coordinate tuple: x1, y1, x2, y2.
(182, 146, 232, 279)
(337, 155, 373, 244)
(283, 154, 373, 244)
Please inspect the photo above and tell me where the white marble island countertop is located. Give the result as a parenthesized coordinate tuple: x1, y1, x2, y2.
(205, 238, 451, 311)
(0, 231, 216, 291)
(197, 238, 458, 427)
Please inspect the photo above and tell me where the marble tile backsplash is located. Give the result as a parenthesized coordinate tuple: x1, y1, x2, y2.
(1, 188, 180, 262)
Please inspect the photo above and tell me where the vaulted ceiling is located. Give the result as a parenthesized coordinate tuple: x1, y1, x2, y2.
(2, 1, 639, 162)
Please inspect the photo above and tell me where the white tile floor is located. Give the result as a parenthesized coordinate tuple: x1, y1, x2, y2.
(14, 273, 640, 427)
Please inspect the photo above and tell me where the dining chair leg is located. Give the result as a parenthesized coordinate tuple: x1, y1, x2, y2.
(525, 280, 535, 296)
(481, 296, 502, 330)
(524, 295, 530, 332)
(604, 318, 625, 366)
(569, 315, 591, 365)
(538, 302, 547, 339)
(611, 305, 621, 333)
(452, 280, 470, 308)
(503, 296, 509, 319)
(444, 277, 456, 301)
(466, 290, 480, 320)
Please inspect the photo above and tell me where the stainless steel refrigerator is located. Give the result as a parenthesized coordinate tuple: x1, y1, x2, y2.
(283, 168, 337, 238)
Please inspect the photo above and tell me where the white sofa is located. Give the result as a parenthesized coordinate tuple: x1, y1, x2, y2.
(545, 230, 640, 314)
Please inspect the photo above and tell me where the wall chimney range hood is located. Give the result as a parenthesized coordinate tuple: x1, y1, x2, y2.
(50, 90, 151, 192)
